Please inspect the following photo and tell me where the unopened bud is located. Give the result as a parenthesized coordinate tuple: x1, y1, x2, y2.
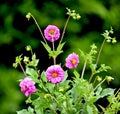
(59, 88, 64, 92)
(106, 39, 111, 43)
(106, 76, 114, 84)
(112, 38, 117, 44)
(26, 12, 31, 20)
(23, 56, 29, 63)
(26, 45, 32, 51)
(96, 76, 102, 82)
(44, 94, 51, 99)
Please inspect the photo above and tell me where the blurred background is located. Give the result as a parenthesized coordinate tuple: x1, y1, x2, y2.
(0, 0, 120, 113)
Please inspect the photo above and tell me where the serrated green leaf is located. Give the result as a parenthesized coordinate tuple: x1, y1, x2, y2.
(56, 42, 65, 52)
(73, 69, 80, 79)
(41, 41, 52, 53)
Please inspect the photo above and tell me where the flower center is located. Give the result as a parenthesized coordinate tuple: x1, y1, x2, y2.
(72, 59, 76, 64)
(23, 87, 27, 91)
(49, 30, 55, 35)
(52, 72, 58, 78)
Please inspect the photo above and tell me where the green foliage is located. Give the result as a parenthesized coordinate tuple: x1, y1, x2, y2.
(1, 0, 120, 114)
(12, 10, 119, 113)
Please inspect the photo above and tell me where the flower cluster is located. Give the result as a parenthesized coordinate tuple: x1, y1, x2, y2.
(14, 9, 119, 114)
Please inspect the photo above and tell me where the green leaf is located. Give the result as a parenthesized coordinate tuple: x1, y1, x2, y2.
(17, 107, 34, 114)
(73, 69, 80, 79)
(87, 105, 94, 114)
(41, 71, 47, 83)
(100, 88, 115, 98)
(26, 67, 39, 83)
(41, 41, 52, 53)
(56, 42, 65, 52)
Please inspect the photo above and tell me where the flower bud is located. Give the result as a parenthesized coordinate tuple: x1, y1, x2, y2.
(96, 76, 102, 82)
(106, 76, 114, 84)
(26, 13, 31, 20)
(106, 39, 111, 43)
(23, 56, 29, 63)
(26, 45, 32, 51)
(112, 38, 117, 44)
(76, 14, 81, 20)
(44, 94, 51, 99)
(59, 88, 64, 92)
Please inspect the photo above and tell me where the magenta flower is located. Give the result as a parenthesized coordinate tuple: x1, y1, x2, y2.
(65, 52, 79, 69)
(44, 25, 60, 42)
(19, 77, 36, 97)
(46, 65, 64, 84)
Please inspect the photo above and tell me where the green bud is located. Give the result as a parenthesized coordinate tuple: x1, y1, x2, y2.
(112, 38, 117, 44)
(109, 27, 114, 34)
(26, 12, 31, 20)
(13, 63, 18, 68)
(106, 76, 114, 84)
(26, 45, 32, 51)
(59, 88, 64, 92)
(44, 94, 51, 99)
(96, 76, 102, 82)
(106, 39, 111, 43)
(23, 56, 29, 63)
(76, 14, 81, 20)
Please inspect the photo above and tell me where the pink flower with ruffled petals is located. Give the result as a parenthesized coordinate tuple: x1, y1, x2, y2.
(46, 65, 64, 84)
(65, 52, 79, 69)
(44, 25, 60, 42)
(19, 77, 36, 97)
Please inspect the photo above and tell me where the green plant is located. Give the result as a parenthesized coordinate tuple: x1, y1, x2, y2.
(13, 8, 120, 114)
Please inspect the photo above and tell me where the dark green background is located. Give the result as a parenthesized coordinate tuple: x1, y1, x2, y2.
(0, 0, 120, 113)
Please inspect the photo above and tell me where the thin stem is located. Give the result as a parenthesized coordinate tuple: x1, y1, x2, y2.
(30, 14, 48, 44)
(81, 59, 87, 78)
(93, 78, 106, 92)
(19, 62, 27, 77)
(59, 15, 71, 45)
(95, 39, 106, 69)
(89, 39, 106, 83)
(52, 41, 56, 65)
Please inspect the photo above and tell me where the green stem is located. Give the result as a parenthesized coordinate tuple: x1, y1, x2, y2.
(30, 14, 48, 44)
(52, 41, 56, 65)
(59, 15, 71, 45)
(93, 78, 106, 92)
(95, 39, 106, 69)
(19, 62, 27, 77)
(89, 39, 106, 83)
(81, 59, 87, 78)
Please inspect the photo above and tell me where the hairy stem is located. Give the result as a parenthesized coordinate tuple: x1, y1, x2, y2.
(81, 59, 87, 78)
(52, 41, 56, 65)
(95, 39, 106, 69)
(19, 62, 27, 77)
(93, 78, 106, 92)
(59, 15, 71, 45)
(30, 14, 48, 44)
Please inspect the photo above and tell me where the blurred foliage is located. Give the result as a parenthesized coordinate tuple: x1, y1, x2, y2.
(0, 0, 120, 113)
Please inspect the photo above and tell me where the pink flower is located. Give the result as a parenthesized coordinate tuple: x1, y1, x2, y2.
(19, 77, 36, 97)
(44, 25, 60, 42)
(65, 52, 79, 69)
(46, 65, 64, 84)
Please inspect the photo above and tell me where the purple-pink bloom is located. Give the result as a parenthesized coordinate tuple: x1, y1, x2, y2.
(65, 52, 79, 69)
(19, 77, 36, 97)
(44, 25, 60, 42)
(46, 65, 64, 84)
